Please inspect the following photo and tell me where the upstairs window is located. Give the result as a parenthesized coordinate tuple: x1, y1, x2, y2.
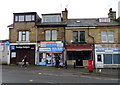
(18, 31, 29, 41)
(25, 15, 35, 21)
(42, 15, 61, 23)
(15, 15, 35, 22)
(73, 31, 85, 43)
(45, 30, 57, 41)
(19, 15, 24, 21)
(101, 31, 114, 42)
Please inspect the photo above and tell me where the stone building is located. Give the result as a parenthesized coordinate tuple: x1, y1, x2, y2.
(8, 9, 67, 65)
(8, 8, 120, 68)
(8, 12, 41, 65)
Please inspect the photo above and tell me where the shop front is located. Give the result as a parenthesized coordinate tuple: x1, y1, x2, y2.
(37, 41, 64, 66)
(65, 45, 93, 67)
(10, 43, 36, 65)
(95, 44, 120, 68)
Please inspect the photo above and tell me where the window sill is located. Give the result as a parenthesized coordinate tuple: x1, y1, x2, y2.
(72, 41, 87, 44)
(16, 41, 30, 43)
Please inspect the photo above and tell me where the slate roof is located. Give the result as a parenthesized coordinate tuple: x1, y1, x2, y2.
(67, 18, 119, 27)
(36, 22, 67, 27)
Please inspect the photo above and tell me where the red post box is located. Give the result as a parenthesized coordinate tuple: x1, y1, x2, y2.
(88, 59, 93, 72)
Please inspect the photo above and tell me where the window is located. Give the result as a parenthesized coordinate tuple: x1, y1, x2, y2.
(73, 31, 78, 42)
(104, 54, 112, 64)
(73, 31, 85, 43)
(11, 52, 16, 58)
(45, 30, 51, 41)
(101, 31, 114, 42)
(103, 54, 120, 64)
(45, 30, 57, 41)
(18, 31, 29, 41)
(25, 15, 35, 21)
(15, 15, 35, 22)
(113, 54, 120, 64)
(42, 15, 61, 22)
(15, 16, 18, 22)
(19, 15, 24, 21)
(97, 55, 102, 62)
(52, 30, 57, 40)
(80, 31, 85, 42)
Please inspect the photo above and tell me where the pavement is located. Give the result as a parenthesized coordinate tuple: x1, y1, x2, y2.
(2, 65, 119, 79)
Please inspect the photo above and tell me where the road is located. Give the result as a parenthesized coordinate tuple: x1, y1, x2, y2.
(1, 65, 119, 84)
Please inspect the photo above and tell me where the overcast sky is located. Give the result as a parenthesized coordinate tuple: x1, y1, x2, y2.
(0, 0, 120, 40)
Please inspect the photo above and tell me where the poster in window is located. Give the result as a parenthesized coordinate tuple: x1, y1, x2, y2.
(11, 52, 16, 58)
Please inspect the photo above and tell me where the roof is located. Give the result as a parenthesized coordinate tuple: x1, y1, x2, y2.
(7, 24, 13, 28)
(41, 13, 61, 16)
(36, 22, 67, 27)
(13, 12, 37, 15)
(67, 18, 119, 27)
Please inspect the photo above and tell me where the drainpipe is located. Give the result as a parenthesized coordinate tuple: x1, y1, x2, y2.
(88, 27, 95, 68)
(35, 26, 38, 65)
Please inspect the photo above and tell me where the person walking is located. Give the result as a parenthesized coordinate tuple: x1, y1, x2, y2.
(22, 55, 27, 68)
(55, 55, 60, 68)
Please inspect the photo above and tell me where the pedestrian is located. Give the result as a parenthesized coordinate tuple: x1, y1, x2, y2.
(55, 55, 60, 68)
(21, 55, 27, 68)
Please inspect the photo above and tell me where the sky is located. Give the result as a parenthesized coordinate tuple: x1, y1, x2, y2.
(0, 0, 120, 40)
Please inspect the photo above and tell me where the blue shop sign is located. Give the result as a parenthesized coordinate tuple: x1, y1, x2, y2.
(6, 41, 9, 45)
(41, 43, 63, 47)
(38, 47, 64, 52)
(10, 45, 16, 50)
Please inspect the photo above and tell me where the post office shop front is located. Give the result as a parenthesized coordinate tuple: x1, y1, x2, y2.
(10, 44, 35, 65)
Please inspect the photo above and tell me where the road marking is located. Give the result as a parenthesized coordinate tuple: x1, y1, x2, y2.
(29, 80, 34, 82)
(38, 73, 42, 75)
(47, 81, 54, 83)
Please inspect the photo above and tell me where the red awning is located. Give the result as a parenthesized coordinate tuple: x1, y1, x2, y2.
(65, 45, 93, 51)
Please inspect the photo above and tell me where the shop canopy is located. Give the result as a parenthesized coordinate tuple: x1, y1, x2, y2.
(65, 45, 93, 51)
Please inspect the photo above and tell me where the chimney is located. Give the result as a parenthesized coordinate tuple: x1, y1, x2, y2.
(108, 8, 116, 20)
(62, 8, 68, 22)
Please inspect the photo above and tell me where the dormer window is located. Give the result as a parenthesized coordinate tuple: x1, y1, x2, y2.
(14, 14, 35, 22)
(42, 14, 61, 23)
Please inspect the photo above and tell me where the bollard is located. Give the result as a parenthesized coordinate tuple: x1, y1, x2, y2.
(74, 62, 76, 69)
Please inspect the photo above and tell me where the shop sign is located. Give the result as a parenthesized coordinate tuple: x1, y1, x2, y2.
(10, 45, 16, 50)
(38, 47, 64, 52)
(40, 43, 63, 47)
(10, 45, 35, 50)
(95, 44, 120, 53)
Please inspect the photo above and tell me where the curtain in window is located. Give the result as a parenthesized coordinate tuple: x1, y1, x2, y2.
(101, 31, 107, 42)
(73, 31, 78, 42)
(80, 31, 85, 42)
(45, 30, 51, 41)
(52, 30, 57, 40)
(107, 31, 114, 42)
(18, 31, 22, 41)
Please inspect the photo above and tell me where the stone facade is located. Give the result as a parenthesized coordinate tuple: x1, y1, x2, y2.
(37, 27, 65, 41)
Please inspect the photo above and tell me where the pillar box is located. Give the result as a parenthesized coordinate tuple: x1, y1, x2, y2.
(88, 59, 93, 72)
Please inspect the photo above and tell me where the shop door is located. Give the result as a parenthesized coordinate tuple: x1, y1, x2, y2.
(76, 59, 83, 66)
(16, 49, 35, 65)
(10, 52, 17, 64)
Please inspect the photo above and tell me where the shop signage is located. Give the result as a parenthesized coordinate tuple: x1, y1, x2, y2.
(6, 41, 9, 45)
(41, 43, 63, 47)
(95, 44, 120, 53)
(38, 47, 64, 52)
(10, 45, 35, 50)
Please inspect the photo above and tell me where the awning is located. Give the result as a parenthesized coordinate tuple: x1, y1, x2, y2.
(65, 45, 93, 51)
